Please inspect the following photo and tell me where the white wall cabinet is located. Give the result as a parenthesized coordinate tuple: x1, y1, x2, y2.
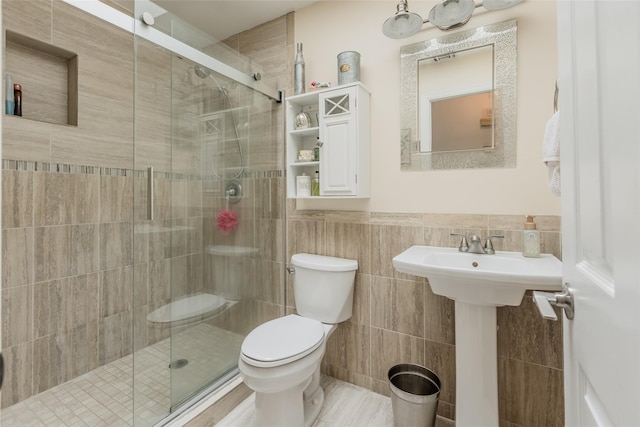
(286, 82, 370, 198)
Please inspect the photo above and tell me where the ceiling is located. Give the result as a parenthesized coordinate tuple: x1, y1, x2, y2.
(124, 0, 317, 41)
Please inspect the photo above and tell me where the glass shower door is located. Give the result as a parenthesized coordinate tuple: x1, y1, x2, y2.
(132, 2, 284, 425)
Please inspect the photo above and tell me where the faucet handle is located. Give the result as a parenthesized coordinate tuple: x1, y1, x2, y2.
(484, 235, 505, 254)
(450, 233, 469, 252)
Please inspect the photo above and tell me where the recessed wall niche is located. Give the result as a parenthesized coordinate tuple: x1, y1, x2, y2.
(5, 31, 78, 126)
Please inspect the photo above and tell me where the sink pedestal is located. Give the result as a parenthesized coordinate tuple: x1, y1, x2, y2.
(455, 301, 499, 426)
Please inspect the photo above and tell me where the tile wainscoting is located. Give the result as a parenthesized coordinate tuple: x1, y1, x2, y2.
(286, 202, 564, 426)
(1, 162, 286, 409)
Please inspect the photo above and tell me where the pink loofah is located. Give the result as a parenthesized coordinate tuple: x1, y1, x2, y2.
(216, 209, 239, 234)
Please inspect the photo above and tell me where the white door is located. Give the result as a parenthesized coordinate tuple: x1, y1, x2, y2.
(558, 1, 640, 425)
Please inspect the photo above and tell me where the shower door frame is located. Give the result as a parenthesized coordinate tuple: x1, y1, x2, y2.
(62, 1, 282, 105)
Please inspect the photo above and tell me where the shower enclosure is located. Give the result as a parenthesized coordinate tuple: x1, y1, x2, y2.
(0, 0, 286, 425)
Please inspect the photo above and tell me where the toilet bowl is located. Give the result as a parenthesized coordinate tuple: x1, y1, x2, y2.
(238, 253, 358, 427)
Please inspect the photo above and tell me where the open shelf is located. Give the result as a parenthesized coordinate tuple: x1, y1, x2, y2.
(290, 161, 319, 167)
(5, 31, 78, 126)
(290, 127, 319, 137)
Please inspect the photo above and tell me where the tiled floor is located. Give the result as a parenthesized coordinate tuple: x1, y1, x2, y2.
(1, 323, 244, 427)
(217, 376, 454, 427)
(217, 375, 394, 427)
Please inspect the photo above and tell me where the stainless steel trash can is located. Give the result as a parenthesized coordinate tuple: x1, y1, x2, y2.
(388, 364, 441, 427)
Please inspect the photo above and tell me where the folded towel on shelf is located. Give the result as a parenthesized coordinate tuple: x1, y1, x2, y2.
(543, 111, 561, 196)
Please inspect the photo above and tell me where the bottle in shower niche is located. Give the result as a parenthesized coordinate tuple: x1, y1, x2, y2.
(522, 215, 541, 258)
(294, 42, 305, 95)
(5, 74, 14, 115)
(13, 83, 22, 116)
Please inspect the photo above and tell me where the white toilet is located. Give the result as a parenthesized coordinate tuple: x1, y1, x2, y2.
(238, 253, 358, 427)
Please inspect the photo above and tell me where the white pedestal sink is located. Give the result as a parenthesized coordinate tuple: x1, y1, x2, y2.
(393, 246, 562, 426)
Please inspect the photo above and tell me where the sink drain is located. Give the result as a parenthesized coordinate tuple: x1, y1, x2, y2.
(168, 359, 189, 369)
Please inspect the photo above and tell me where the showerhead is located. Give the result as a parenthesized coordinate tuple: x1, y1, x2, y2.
(194, 65, 211, 79)
(194, 65, 232, 96)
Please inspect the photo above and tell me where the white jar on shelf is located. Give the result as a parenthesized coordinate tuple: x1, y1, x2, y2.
(296, 173, 311, 197)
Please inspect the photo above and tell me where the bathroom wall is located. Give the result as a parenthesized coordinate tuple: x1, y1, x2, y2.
(289, 1, 564, 426)
(295, 0, 560, 215)
(287, 207, 564, 425)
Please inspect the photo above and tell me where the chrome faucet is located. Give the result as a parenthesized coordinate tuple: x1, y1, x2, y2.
(450, 233, 504, 254)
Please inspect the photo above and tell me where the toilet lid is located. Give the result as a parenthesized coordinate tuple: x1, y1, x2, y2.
(241, 315, 325, 367)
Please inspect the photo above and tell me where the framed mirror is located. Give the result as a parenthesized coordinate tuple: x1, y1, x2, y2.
(400, 19, 517, 170)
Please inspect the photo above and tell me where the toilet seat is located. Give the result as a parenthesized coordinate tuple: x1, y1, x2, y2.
(241, 315, 325, 368)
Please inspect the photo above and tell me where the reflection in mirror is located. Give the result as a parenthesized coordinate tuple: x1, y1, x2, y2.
(419, 45, 494, 153)
(400, 19, 517, 170)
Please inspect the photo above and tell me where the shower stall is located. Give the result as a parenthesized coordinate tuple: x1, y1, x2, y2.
(1, 1, 286, 425)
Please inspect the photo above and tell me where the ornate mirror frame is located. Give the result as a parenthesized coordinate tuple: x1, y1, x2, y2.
(400, 19, 517, 171)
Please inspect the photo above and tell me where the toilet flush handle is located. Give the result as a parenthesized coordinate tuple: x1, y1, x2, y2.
(286, 267, 296, 275)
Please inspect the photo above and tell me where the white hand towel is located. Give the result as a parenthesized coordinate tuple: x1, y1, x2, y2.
(547, 161, 561, 196)
(543, 111, 561, 196)
(543, 111, 560, 162)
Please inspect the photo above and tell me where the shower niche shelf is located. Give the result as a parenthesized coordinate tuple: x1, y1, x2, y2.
(5, 31, 78, 126)
(286, 82, 370, 199)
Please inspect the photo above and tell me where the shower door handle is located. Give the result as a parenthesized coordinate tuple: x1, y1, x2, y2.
(0, 351, 4, 389)
(148, 167, 154, 221)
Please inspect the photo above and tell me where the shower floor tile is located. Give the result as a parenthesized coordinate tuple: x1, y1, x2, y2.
(1, 323, 244, 427)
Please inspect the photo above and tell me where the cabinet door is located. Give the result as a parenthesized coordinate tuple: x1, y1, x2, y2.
(319, 87, 357, 196)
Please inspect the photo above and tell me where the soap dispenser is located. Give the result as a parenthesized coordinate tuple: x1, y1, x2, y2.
(522, 215, 541, 258)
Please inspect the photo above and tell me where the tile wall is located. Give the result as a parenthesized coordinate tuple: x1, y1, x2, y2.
(286, 204, 564, 426)
(2, 0, 134, 408)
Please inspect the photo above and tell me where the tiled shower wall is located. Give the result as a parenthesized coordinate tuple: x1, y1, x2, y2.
(286, 204, 564, 426)
(2, 0, 134, 408)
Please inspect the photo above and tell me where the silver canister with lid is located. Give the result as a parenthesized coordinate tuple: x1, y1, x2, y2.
(337, 51, 361, 85)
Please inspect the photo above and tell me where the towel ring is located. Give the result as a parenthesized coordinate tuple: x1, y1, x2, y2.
(553, 79, 559, 113)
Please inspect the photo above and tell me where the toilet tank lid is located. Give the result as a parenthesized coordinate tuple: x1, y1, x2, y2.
(291, 253, 358, 272)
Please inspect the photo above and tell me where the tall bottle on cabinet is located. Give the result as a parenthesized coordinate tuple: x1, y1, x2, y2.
(294, 42, 305, 95)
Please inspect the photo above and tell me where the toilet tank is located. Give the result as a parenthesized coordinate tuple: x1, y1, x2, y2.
(291, 253, 358, 323)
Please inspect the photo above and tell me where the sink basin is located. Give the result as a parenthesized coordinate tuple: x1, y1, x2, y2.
(392, 245, 563, 306)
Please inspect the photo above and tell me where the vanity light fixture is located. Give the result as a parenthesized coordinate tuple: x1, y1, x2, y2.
(382, 0, 524, 38)
(382, 0, 424, 39)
